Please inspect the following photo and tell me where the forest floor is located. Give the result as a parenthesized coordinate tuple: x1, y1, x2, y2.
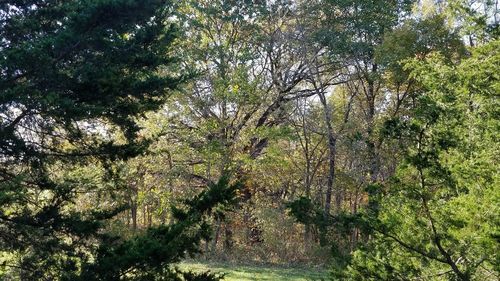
(179, 262, 327, 280)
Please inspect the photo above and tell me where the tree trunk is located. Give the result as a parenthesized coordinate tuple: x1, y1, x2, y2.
(318, 92, 338, 216)
(130, 185, 138, 231)
(223, 223, 233, 251)
(211, 218, 222, 255)
(366, 65, 380, 184)
(130, 202, 137, 231)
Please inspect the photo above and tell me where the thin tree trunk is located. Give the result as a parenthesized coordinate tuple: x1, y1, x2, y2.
(131, 202, 137, 231)
(223, 223, 233, 251)
(302, 104, 312, 250)
(211, 218, 222, 255)
(130, 185, 138, 231)
(366, 65, 380, 184)
(243, 208, 251, 244)
(318, 92, 338, 216)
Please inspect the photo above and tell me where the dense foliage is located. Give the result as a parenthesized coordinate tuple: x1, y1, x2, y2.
(336, 39, 499, 281)
(0, 0, 498, 280)
(0, 1, 235, 280)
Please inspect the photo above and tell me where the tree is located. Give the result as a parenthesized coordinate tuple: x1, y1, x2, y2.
(339, 39, 499, 281)
(316, 0, 414, 184)
(164, 0, 339, 254)
(0, 1, 234, 279)
(79, 176, 239, 281)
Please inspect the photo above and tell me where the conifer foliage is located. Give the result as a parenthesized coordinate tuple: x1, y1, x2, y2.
(0, 1, 232, 280)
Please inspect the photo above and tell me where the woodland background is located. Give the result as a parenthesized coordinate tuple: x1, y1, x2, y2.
(0, 0, 498, 280)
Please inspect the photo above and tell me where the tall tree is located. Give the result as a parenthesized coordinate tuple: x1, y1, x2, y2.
(339, 39, 499, 281)
(316, 0, 414, 183)
(0, 0, 228, 279)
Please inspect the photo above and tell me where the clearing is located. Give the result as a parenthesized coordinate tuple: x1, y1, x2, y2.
(179, 262, 327, 281)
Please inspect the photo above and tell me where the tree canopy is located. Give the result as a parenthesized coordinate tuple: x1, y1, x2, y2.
(0, 0, 498, 280)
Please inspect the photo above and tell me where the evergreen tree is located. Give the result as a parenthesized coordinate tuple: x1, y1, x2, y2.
(0, 1, 233, 279)
(338, 39, 499, 281)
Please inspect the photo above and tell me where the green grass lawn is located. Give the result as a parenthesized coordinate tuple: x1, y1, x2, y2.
(179, 262, 327, 281)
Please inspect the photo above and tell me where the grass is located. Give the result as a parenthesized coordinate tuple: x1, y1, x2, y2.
(179, 261, 327, 281)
